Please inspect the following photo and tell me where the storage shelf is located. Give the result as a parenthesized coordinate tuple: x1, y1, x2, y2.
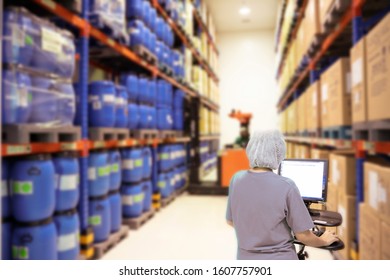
(199, 135, 220, 141)
(152, 0, 219, 83)
(1, 141, 85, 157)
(274, 0, 288, 53)
(32, 0, 219, 111)
(192, 6, 219, 56)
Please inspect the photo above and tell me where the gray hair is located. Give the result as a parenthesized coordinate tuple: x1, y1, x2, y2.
(245, 130, 286, 170)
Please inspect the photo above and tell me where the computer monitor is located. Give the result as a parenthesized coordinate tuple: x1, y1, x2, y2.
(278, 159, 328, 203)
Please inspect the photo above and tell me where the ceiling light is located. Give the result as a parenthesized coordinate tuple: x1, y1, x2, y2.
(239, 5, 251, 16)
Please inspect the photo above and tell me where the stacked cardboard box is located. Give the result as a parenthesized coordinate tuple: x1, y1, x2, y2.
(311, 148, 330, 160)
(320, 57, 352, 128)
(328, 152, 356, 259)
(366, 13, 390, 121)
(303, 0, 320, 55)
(306, 80, 322, 132)
(297, 91, 307, 134)
(319, 0, 334, 33)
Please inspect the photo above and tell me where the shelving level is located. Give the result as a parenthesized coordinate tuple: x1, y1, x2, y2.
(0, 0, 220, 260)
(275, 0, 390, 260)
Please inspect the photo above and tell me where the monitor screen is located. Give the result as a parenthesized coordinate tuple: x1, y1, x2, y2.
(278, 159, 328, 203)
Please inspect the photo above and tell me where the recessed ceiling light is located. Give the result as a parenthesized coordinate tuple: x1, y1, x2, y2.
(239, 6, 251, 16)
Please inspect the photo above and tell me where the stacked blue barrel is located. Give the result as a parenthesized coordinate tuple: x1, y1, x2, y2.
(2, 7, 76, 128)
(156, 144, 188, 199)
(200, 141, 217, 174)
(156, 79, 174, 131)
(1, 153, 81, 260)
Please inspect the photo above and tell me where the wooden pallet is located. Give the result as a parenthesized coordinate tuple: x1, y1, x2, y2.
(2, 124, 81, 144)
(161, 193, 177, 208)
(322, 125, 352, 139)
(159, 63, 174, 76)
(122, 208, 156, 230)
(353, 120, 390, 141)
(93, 225, 129, 260)
(307, 129, 322, 138)
(130, 129, 159, 140)
(89, 127, 129, 141)
(159, 130, 177, 139)
(132, 45, 158, 66)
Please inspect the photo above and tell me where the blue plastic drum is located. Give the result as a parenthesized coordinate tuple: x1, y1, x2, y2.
(108, 191, 122, 233)
(157, 173, 170, 199)
(126, 0, 143, 18)
(108, 150, 121, 192)
(12, 219, 57, 260)
(142, 180, 152, 212)
(150, 7, 157, 34)
(150, 32, 157, 56)
(54, 210, 80, 260)
(138, 104, 149, 129)
(173, 108, 184, 131)
(128, 20, 145, 48)
(88, 151, 110, 198)
(2, 159, 11, 219)
(138, 77, 149, 104)
(149, 79, 157, 106)
(2, 69, 32, 125)
(53, 152, 80, 212)
(142, 147, 152, 180)
(1, 221, 12, 260)
(121, 74, 138, 102)
(121, 183, 144, 218)
(2, 8, 35, 66)
(155, 40, 164, 63)
(173, 89, 184, 109)
(89, 196, 111, 243)
(121, 149, 144, 183)
(142, 0, 152, 28)
(115, 85, 129, 128)
(156, 16, 164, 41)
(128, 102, 139, 130)
(55, 82, 76, 126)
(157, 107, 173, 130)
(158, 145, 171, 172)
(88, 81, 116, 127)
(56, 31, 75, 78)
(29, 76, 58, 124)
(147, 106, 157, 129)
(165, 79, 173, 106)
(11, 154, 56, 222)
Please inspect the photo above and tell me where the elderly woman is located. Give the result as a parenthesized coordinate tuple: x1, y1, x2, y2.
(226, 130, 338, 260)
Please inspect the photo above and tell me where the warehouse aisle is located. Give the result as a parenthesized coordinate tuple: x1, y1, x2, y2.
(102, 193, 334, 260)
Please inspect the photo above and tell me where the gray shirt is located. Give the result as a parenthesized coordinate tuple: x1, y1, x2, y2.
(226, 170, 314, 260)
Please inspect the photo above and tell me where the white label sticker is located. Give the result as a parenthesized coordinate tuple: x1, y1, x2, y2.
(58, 232, 78, 252)
(59, 174, 79, 191)
(2, 180, 8, 197)
(322, 84, 328, 101)
(88, 168, 96, 181)
(346, 72, 352, 94)
(19, 87, 29, 108)
(369, 171, 379, 210)
(122, 160, 134, 170)
(103, 94, 115, 103)
(41, 27, 62, 54)
(352, 58, 363, 87)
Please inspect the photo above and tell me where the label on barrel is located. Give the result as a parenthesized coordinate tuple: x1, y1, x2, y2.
(41, 27, 62, 55)
(111, 163, 120, 173)
(134, 159, 143, 168)
(158, 181, 166, 189)
(2, 180, 8, 197)
(89, 215, 102, 226)
(122, 193, 144, 205)
(12, 246, 29, 260)
(122, 160, 134, 170)
(103, 94, 115, 103)
(59, 174, 79, 191)
(88, 168, 96, 180)
(98, 166, 110, 177)
(12, 181, 33, 195)
(58, 232, 78, 252)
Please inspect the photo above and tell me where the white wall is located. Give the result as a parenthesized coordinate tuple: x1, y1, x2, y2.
(218, 29, 278, 147)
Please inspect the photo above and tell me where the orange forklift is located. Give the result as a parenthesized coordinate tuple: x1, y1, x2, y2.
(189, 109, 252, 195)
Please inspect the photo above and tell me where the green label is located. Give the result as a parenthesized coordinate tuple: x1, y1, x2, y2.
(111, 163, 119, 173)
(89, 215, 101, 226)
(25, 35, 33, 46)
(158, 181, 166, 189)
(134, 159, 143, 168)
(133, 193, 144, 203)
(28, 92, 33, 103)
(98, 166, 110, 177)
(12, 181, 33, 195)
(12, 246, 29, 260)
(160, 153, 169, 160)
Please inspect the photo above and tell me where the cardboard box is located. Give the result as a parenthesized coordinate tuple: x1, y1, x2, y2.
(307, 80, 322, 130)
(319, 0, 334, 33)
(297, 91, 307, 133)
(366, 13, 390, 121)
(359, 203, 381, 260)
(329, 153, 356, 195)
(311, 148, 330, 160)
(304, 0, 320, 53)
(321, 58, 352, 127)
(337, 193, 356, 260)
(381, 220, 390, 259)
(326, 183, 339, 212)
(363, 161, 390, 224)
(350, 37, 368, 123)
(288, 101, 297, 134)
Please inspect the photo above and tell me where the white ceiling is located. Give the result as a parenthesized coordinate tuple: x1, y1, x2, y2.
(204, 0, 279, 33)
